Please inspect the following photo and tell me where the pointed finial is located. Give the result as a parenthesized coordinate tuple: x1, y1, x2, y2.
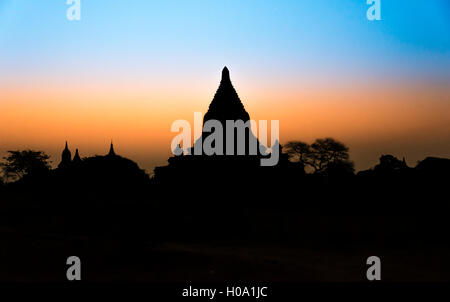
(108, 140, 116, 156)
(222, 66, 230, 82)
(59, 141, 72, 168)
(73, 148, 82, 163)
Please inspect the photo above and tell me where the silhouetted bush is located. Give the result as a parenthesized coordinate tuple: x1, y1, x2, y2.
(285, 138, 354, 175)
(0, 150, 51, 182)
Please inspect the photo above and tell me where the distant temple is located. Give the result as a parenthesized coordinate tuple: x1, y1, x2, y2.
(58, 141, 118, 168)
(58, 141, 72, 169)
(73, 149, 82, 164)
(108, 141, 116, 156)
(55, 140, 149, 199)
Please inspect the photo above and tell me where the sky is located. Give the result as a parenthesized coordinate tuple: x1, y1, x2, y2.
(0, 0, 449, 173)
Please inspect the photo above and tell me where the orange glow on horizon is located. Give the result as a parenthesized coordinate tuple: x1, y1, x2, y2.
(1, 77, 449, 172)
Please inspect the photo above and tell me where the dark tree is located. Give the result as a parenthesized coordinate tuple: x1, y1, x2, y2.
(309, 138, 352, 173)
(285, 138, 354, 174)
(0, 150, 51, 182)
(284, 141, 311, 167)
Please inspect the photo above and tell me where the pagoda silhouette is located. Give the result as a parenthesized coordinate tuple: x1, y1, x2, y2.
(154, 67, 290, 190)
(58, 141, 117, 168)
(191, 66, 263, 157)
(204, 67, 249, 123)
(55, 141, 149, 199)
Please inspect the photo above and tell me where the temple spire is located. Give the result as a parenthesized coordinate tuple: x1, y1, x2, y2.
(73, 148, 82, 164)
(108, 141, 116, 156)
(221, 66, 230, 82)
(203, 66, 249, 124)
(59, 141, 72, 169)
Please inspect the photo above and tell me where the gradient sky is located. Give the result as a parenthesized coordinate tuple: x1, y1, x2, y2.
(0, 0, 449, 173)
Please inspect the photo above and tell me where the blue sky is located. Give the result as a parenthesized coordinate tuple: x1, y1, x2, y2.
(0, 0, 449, 83)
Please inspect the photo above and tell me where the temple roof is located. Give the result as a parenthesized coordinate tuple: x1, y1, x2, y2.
(203, 67, 250, 124)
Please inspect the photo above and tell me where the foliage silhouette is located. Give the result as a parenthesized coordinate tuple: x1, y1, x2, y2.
(285, 138, 354, 174)
(0, 150, 51, 182)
